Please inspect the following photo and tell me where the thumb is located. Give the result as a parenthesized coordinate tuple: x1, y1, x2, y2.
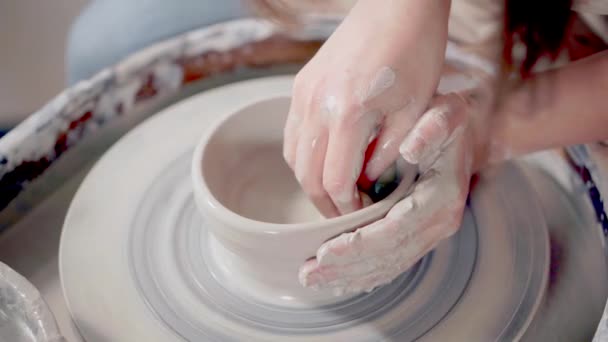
(399, 93, 468, 166)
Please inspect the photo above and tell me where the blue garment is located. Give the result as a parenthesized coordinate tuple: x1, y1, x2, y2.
(568, 145, 608, 236)
(66, 0, 251, 85)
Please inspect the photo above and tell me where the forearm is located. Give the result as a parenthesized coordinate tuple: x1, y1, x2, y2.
(488, 51, 608, 163)
(344, 0, 451, 38)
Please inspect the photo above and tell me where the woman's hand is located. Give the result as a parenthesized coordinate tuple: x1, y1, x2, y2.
(284, 0, 451, 217)
(298, 65, 496, 295)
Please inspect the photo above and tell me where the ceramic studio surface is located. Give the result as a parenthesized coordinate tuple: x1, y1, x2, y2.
(59, 75, 601, 341)
(0, 261, 63, 342)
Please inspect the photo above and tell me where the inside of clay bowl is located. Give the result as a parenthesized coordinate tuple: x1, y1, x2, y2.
(201, 97, 317, 224)
(196, 96, 415, 229)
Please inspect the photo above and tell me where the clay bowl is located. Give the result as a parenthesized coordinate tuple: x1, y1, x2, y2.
(191, 96, 416, 308)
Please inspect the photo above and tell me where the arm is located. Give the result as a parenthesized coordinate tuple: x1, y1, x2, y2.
(486, 51, 608, 165)
(297, 49, 608, 294)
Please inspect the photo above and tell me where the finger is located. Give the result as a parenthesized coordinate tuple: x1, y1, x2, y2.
(294, 123, 340, 218)
(316, 217, 404, 267)
(283, 103, 302, 168)
(301, 143, 468, 291)
(305, 268, 389, 295)
(322, 111, 378, 215)
(317, 164, 457, 268)
(360, 191, 374, 207)
(316, 174, 437, 268)
(364, 103, 422, 181)
(298, 259, 339, 289)
(336, 235, 439, 293)
(300, 217, 446, 291)
(399, 93, 468, 165)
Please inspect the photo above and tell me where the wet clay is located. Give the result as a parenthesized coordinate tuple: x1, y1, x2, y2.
(223, 144, 322, 224)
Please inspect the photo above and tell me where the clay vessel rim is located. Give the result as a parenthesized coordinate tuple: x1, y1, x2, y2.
(191, 96, 409, 236)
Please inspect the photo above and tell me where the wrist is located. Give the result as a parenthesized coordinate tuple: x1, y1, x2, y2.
(356, 0, 451, 26)
(468, 76, 501, 173)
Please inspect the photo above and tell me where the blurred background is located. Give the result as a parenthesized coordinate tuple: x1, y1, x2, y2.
(0, 0, 87, 132)
(0, 0, 253, 136)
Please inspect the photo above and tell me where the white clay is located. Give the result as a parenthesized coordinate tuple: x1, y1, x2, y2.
(399, 104, 451, 165)
(363, 66, 396, 102)
(192, 95, 417, 307)
(322, 94, 339, 123)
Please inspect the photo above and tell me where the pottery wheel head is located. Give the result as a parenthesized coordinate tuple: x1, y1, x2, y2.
(60, 76, 550, 342)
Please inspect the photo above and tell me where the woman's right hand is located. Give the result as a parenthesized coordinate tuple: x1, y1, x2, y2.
(283, 0, 451, 217)
(298, 65, 497, 295)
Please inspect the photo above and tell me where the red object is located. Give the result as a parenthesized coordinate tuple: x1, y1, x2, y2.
(357, 137, 379, 192)
(469, 174, 480, 192)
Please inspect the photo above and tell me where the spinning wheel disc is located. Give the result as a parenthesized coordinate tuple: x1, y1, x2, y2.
(60, 76, 549, 341)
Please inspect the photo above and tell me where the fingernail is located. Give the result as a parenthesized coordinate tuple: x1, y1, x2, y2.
(364, 156, 383, 181)
(332, 287, 345, 297)
(301, 271, 322, 287)
(337, 186, 363, 215)
(401, 105, 453, 165)
(364, 139, 396, 180)
(377, 163, 397, 184)
(347, 230, 362, 247)
(353, 186, 363, 209)
(360, 192, 373, 207)
(399, 133, 426, 164)
(317, 241, 340, 264)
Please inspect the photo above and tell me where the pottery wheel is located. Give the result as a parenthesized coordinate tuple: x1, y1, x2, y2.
(60, 76, 550, 341)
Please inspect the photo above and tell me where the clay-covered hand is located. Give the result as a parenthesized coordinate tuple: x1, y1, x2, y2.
(298, 73, 494, 295)
(283, 0, 451, 217)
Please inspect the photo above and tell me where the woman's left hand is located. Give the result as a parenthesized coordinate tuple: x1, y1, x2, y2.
(298, 66, 495, 295)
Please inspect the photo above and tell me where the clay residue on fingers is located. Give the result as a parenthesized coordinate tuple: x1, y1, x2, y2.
(321, 94, 340, 123)
(399, 104, 451, 164)
(362, 66, 396, 102)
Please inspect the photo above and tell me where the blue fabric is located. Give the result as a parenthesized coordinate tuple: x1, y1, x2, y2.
(66, 0, 251, 85)
(567, 145, 608, 236)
